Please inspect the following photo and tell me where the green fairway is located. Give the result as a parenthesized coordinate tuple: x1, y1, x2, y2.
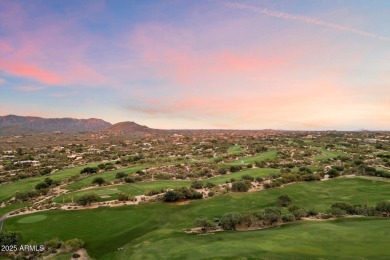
(56, 168, 278, 203)
(227, 145, 244, 155)
(0, 203, 29, 216)
(229, 150, 278, 165)
(65, 165, 148, 191)
(55, 180, 191, 203)
(314, 147, 346, 161)
(0, 163, 99, 203)
(207, 168, 279, 184)
(65, 159, 210, 191)
(118, 218, 390, 260)
(17, 214, 47, 223)
(4, 177, 390, 259)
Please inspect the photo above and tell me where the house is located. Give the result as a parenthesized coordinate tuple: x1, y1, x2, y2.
(14, 160, 40, 167)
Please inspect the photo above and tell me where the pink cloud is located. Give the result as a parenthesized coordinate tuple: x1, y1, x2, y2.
(0, 62, 62, 85)
(127, 22, 301, 92)
(225, 2, 390, 42)
(0, 39, 13, 53)
(14, 85, 46, 92)
(0, 3, 109, 88)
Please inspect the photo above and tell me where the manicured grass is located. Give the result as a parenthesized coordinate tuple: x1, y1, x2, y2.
(57, 168, 278, 203)
(0, 203, 29, 216)
(356, 175, 390, 183)
(0, 163, 99, 203)
(17, 214, 47, 223)
(314, 147, 346, 161)
(119, 218, 390, 260)
(227, 145, 244, 155)
(4, 177, 390, 259)
(229, 150, 278, 165)
(65, 165, 147, 191)
(55, 181, 191, 203)
(207, 168, 279, 184)
(65, 159, 210, 191)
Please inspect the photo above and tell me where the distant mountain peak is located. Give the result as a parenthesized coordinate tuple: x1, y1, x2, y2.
(107, 121, 151, 132)
(0, 115, 112, 135)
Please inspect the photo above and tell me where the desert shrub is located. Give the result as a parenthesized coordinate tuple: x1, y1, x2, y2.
(115, 172, 127, 179)
(92, 177, 105, 186)
(205, 182, 216, 189)
(80, 167, 98, 174)
(277, 194, 292, 207)
(162, 187, 202, 202)
(118, 193, 129, 201)
(218, 168, 228, 175)
(229, 165, 242, 173)
(145, 189, 164, 196)
(220, 212, 241, 230)
(241, 175, 254, 181)
(231, 181, 250, 192)
(194, 217, 217, 232)
(124, 177, 135, 183)
(63, 238, 84, 251)
(282, 214, 296, 223)
(191, 181, 203, 189)
(76, 193, 100, 206)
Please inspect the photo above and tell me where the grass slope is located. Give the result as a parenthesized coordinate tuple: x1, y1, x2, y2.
(229, 151, 278, 165)
(314, 147, 346, 161)
(4, 177, 390, 259)
(227, 145, 244, 155)
(55, 180, 190, 203)
(0, 163, 99, 203)
(0, 203, 29, 216)
(56, 168, 278, 203)
(121, 218, 390, 260)
(207, 168, 279, 184)
(65, 165, 147, 191)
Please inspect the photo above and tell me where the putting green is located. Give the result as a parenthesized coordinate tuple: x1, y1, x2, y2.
(17, 214, 47, 224)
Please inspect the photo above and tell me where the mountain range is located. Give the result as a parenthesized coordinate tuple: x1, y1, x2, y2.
(0, 115, 151, 135)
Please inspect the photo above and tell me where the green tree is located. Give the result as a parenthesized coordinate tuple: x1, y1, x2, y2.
(191, 181, 203, 189)
(282, 214, 296, 223)
(35, 182, 49, 190)
(292, 208, 308, 220)
(118, 193, 129, 201)
(0, 231, 22, 246)
(76, 194, 100, 206)
(92, 177, 105, 186)
(194, 217, 217, 232)
(277, 194, 292, 207)
(63, 238, 84, 251)
(231, 181, 250, 192)
(263, 207, 281, 225)
(376, 201, 390, 217)
(220, 212, 241, 230)
(80, 167, 98, 174)
(115, 172, 127, 179)
(16, 148, 23, 156)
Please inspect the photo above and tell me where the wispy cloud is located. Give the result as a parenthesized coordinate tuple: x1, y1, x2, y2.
(50, 91, 78, 98)
(14, 85, 46, 92)
(0, 78, 5, 84)
(225, 2, 390, 42)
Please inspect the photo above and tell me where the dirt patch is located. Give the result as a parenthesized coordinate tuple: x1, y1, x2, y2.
(74, 248, 91, 260)
(174, 200, 191, 206)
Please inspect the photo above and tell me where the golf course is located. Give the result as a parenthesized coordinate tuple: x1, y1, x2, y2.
(3, 177, 390, 259)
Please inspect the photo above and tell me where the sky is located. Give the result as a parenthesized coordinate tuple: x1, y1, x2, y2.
(0, 0, 389, 130)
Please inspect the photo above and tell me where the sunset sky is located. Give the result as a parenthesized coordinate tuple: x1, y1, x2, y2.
(0, 0, 389, 130)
